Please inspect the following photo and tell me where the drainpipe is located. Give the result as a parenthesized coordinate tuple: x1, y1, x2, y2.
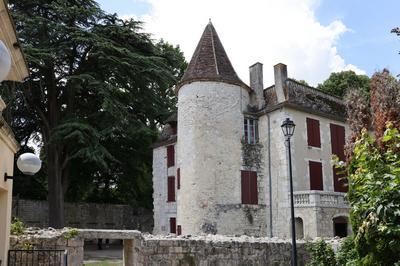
(267, 113, 273, 237)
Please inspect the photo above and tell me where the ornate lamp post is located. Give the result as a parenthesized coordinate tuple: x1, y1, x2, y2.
(4, 153, 42, 181)
(281, 118, 297, 266)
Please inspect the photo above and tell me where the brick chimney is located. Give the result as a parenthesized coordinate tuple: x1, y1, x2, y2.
(249, 62, 264, 109)
(274, 63, 287, 103)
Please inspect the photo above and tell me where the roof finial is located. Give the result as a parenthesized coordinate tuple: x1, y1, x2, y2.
(208, 18, 212, 24)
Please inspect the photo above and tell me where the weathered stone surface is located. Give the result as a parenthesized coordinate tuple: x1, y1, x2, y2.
(10, 229, 344, 266)
(12, 198, 153, 232)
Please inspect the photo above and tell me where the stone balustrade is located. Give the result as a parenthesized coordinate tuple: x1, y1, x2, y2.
(293, 190, 348, 208)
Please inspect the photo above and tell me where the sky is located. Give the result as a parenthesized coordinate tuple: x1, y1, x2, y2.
(96, 0, 400, 86)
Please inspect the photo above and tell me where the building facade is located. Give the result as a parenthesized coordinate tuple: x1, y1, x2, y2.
(0, 0, 29, 264)
(152, 22, 350, 238)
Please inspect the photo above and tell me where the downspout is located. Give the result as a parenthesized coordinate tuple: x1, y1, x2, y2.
(267, 113, 273, 237)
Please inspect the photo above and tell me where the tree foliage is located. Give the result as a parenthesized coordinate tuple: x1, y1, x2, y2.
(1, 0, 186, 227)
(345, 126, 400, 265)
(339, 70, 400, 265)
(317, 70, 370, 98)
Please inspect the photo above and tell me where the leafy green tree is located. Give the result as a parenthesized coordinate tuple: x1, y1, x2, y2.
(340, 70, 400, 265)
(317, 71, 370, 98)
(1, 0, 186, 228)
(345, 126, 400, 265)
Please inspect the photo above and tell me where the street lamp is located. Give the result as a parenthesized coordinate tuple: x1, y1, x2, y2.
(281, 118, 297, 266)
(0, 40, 12, 82)
(4, 153, 42, 181)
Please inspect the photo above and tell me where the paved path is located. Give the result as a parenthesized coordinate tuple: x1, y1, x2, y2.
(84, 243, 123, 264)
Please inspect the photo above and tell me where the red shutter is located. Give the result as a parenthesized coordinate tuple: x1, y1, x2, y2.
(250, 171, 258, 204)
(169, 217, 176, 234)
(167, 176, 175, 202)
(177, 168, 180, 189)
(241, 170, 258, 204)
(167, 145, 175, 167)
(177, 225, 182, 235)
(241, 171, 249, 204)
(330, 124, 345, 160)
(330, 124, 347, 192)
(307, 118, 321, 148)
(309, 161, 323, 190)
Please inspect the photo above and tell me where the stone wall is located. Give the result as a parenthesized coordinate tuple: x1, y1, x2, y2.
(10, 229, 345, 266)
(12, 198, 153, 232)
(135, 234, 311, 266)
(9, 228, 83, 266)
(176, 81, 268, 236)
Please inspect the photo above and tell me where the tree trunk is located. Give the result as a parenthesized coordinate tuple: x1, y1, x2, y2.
(47, 143, 65, 228)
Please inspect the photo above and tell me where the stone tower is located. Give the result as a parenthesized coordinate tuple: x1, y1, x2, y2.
(176, 22, 266, 235)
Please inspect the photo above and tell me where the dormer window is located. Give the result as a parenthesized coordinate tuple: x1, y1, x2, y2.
(244, 118, 259, 144)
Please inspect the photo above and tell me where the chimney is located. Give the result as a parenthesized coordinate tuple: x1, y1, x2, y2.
(249, 62, 264, 109)
(274, 63, 287, 103)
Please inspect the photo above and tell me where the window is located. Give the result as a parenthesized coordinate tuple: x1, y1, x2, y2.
(177, 225, 182, 235)
(241, 170, 258, 204)
(330, 124, 347, 192)
(169, 217, 176, 234)
(177, 168, 180, 189)
(306, 118, 321, 148)
(309, 161, 323, 190)
(333, 216, 348, 238)
(167, 145, 175, 167)
(244, 118, 259, 144)
(167, 176, 175, 202)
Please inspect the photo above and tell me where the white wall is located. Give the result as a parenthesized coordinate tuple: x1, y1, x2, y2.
(260, 106, 350, 238)
(0, 117, 18, 264)
(152, 145, 177, 235)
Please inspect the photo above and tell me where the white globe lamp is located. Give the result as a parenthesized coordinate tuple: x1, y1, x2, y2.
(0, 40, 12, 82)
(4, 153, 42, 182)
(17, 153, 42, 175)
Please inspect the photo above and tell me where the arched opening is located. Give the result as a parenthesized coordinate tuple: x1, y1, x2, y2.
(295, 217, 304, 239)
(333, 216, 348, 237)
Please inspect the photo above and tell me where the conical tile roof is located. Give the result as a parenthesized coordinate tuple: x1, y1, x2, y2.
(177, 21, 250, 91)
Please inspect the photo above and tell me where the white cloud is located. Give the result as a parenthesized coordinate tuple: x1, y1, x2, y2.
(138, 0, 365, 86)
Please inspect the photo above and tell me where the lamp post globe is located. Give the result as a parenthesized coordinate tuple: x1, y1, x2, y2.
(281, 118, 296, 138)
(17, 153, 42, 175)
(0, 40, 12, 82)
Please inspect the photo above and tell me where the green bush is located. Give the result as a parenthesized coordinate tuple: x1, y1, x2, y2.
(307, 240, 337, 266)
(10, 217, 25, 235)
(335, 236, 359, 266)
(63, 228, 79, 240)
(345, 125, 400, 265)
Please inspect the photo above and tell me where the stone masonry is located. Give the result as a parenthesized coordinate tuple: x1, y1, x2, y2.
(12, 198, 153, 232)
(11, 229, 336, 266)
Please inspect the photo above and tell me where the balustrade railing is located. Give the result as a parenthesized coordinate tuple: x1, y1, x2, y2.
(293, 191, 348, 208)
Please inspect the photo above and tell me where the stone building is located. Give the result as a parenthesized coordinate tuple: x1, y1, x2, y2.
(152, 22, 350, 239)
(0, 0, 29, 264)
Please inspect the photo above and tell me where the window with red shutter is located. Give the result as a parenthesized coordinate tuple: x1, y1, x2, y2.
(241, 170, 258, 204)
(177, 168, 180, 189)
(330, 124, 347, 192)
(169, 217, 176, 234)
(167, 176, 175, 202)
(306, 118, 321, 148)
(167, 145, 175, 167)
(309, 161, 323, 190)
